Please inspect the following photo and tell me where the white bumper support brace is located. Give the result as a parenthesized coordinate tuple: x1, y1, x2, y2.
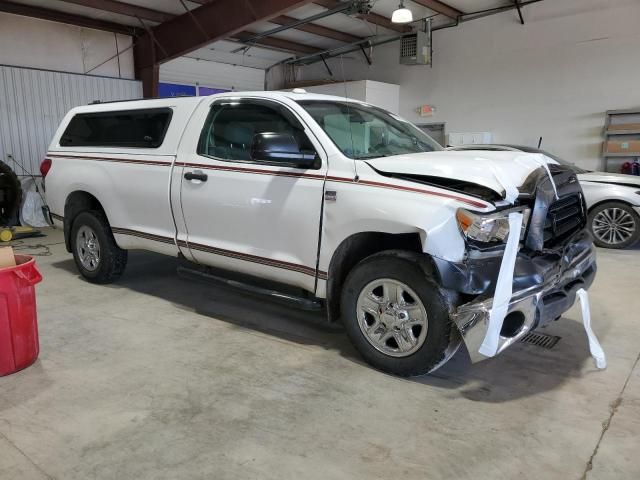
(577, 288, 607, 369)
(478, 155, 559, 358)
(478, 212, 524, 357)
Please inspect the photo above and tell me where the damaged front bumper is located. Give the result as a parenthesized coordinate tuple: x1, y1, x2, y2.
(437, 231, 597, 363)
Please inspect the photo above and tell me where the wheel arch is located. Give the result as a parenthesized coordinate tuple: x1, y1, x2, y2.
(325, 231, 438, 323)
(63, 190, 108, 252)
(587, 198, 639, 213)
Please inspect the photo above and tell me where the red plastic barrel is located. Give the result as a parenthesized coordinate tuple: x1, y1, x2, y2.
(0, 255, 42, 377)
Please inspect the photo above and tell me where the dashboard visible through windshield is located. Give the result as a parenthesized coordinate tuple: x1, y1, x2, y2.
(298, 100, 442, 160)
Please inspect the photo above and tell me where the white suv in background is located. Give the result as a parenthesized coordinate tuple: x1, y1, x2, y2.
(42, 91, 596, 376)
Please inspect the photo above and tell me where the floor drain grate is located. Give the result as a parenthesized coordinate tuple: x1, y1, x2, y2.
(519, 332, 561, 349)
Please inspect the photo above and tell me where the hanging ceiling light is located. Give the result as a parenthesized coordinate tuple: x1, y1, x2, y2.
(391, 1, 413, 24)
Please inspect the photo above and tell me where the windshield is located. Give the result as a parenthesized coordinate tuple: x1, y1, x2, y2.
(298, 100, 442, 160)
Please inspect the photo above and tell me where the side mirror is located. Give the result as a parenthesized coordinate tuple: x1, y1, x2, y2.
(250, 132, 317, 168)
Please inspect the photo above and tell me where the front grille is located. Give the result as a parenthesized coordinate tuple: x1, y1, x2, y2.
(543, 193, 585, 247)
(519, 332, 560, 349)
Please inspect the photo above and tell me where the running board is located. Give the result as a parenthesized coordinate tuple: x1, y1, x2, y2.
(176, 266, 324, 311)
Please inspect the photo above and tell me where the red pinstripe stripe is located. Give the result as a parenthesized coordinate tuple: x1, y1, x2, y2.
(186, 240, 318, 277)
(47, 153, 171, 167)
(179, 162, 488, 208)
(48, 154, 489, 207)
(177, 161, 326, 180)
(112, 227, 325, 278)
(111, 227, 175, 245)
(326, 177, 489, 209)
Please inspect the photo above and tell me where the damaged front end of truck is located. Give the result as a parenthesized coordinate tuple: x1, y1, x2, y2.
(435, 164, 597, 362)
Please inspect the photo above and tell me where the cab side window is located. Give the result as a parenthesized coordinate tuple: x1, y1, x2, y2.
(198, 101, 317, 166)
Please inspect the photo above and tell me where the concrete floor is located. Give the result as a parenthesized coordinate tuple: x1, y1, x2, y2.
(0, 228, 638, 480)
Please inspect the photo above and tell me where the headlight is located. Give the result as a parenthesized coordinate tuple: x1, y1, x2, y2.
(456, 207, 530, 243)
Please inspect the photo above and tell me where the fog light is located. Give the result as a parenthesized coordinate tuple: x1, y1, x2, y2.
(500, 312, 526, 338)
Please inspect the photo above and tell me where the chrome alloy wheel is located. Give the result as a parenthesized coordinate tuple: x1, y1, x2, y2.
(76, 225, 101, 271)
(356, 278, 428, 357)
(592, 207, 636, 246)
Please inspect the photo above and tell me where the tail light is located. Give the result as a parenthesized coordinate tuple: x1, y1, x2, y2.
(40, 158, 52, 177)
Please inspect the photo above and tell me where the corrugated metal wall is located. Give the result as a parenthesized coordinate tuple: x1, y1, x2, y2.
(0, 65, 142, 176)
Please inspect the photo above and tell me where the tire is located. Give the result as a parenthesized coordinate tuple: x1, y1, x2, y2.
(70, 210, 127, 284)
(588, 201, 640, 249)
(340, 251, 455, 377)
(0, 161, 22, 225)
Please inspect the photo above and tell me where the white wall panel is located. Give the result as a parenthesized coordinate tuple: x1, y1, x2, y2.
(160, 57, 265, 92)
(0, 65, 141, 176)
(0, 12, 135, 79)
(297, 0, 640, 170)
(302, 80, 400, 113)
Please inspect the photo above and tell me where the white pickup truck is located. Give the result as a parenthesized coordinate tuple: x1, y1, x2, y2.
(42, 91, 596, 376)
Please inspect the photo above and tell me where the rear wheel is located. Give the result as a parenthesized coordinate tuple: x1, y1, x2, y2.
(589, 202, 640, 249)
(341, 251, 456, 376)
(71, 211, 127, 283)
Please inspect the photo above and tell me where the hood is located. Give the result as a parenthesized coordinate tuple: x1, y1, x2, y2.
(579, 171, 640, 188)
(366, 150, 559, 200)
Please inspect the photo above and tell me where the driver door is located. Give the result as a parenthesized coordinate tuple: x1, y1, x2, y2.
(177, 98, 327, 293)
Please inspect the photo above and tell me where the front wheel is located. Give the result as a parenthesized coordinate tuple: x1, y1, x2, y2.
(70, 211, 128, 284)
(341, 251, 456, 377)
(588, 202, 640, 249)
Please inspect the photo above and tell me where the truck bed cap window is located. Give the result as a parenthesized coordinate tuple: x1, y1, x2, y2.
(60, 108, 172, 148)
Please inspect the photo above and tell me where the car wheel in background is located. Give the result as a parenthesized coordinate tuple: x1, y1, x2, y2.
(588, 201, 640, 249)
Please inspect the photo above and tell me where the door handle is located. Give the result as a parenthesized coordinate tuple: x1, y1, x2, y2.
(184, 170, 208, 182)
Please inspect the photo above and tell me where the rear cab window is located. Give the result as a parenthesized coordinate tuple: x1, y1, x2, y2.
(60, 108, 173, 148)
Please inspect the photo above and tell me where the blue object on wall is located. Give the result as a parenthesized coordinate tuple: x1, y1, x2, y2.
(158, 83, 196, 98)
(198, 86, 230, 96)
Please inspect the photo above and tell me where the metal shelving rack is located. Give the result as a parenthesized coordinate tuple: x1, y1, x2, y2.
(603, 108, 640, 173)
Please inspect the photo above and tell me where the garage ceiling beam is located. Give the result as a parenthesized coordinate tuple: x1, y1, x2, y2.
(188, 0, 362, 43)
(231, 32, 323, 54)
(409, 0, 462, 19)
(312, 0, 411, 33)
(290, 0, 546, 67)
(135, 0, 316, 65)
(55, 0, 355, 46)
(269, 15, 362, 43)
(0, 0, 138, 36)
(134, 0, 316, 97)
(56, 0, 173, 23)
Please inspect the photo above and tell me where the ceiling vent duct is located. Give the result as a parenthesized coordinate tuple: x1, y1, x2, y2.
(400, 20, 431, 65)
(347, 0, 373, 15)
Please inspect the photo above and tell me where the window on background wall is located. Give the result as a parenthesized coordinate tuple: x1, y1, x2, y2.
(198, 86, 230, 96)
(157, 83, 229, 97)
(158, 83, 196, 98)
